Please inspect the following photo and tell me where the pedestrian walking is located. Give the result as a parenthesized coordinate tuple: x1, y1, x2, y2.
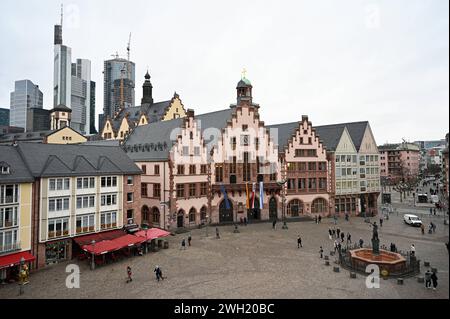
(188, 234, 192, 246)
(243, 217, 248, 226)
(328, 228, 333, 240)
(379, 218, 383, 228)
(347, 233, 352, 244)
(154, 265, 161, 282)
(410, 244, 416, 257)
(334, 214, 337, 225)
(433, 208, 436, 215)
(336, 228, 341, 239)
(340, 232, 345, 243)
(345, 213, 349, 221)
(421, 223, 425, 235)
(431, 222, 436, 233)
(359, 238, 364, 248)
(332, 228, 336, 237)
(319, 246, 324, 258)
(431, 271, 438, 290)
(425, 269, 432, 289)
(430, 208, 433, 216)
(334, 240, 338, 252)
(318, 215, 322, 223)
(297, 235, 302, 248)
(180, 238, 186, 250)
(272, 219, 277, 230)
(216, 227, 220, 239)
(126, 266, 132, 283)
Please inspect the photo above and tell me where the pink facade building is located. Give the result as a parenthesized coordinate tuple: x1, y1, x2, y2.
(379, 142, 420, 182)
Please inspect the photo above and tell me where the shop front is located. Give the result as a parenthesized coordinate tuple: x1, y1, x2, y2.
(45, 240, 71, 265)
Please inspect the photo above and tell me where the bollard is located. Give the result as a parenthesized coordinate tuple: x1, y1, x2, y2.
(350, 272, 357, 278)
(325, 260, 330, 266)
(333, 266, 340, 273)
(417, 277, 424, 283)
(324, 255, 329, 261)
(424, 261, 430, 267)
(397, 278, 404, 285)
(330, 251, 335, 256)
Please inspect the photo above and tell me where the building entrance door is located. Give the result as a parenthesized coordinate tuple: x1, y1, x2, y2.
(219, 200, 234, 223)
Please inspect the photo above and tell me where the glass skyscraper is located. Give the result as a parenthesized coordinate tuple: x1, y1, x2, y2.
(103, 58, 136, 119)
(10, 80, 43, 129)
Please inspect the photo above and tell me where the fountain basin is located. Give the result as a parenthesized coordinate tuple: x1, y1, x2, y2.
(349, 248, 407, 275)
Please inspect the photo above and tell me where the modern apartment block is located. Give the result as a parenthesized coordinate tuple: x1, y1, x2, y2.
(10, 80, 44, 130)
(0, 142, 141, 270)
(378, 142, 420, 183)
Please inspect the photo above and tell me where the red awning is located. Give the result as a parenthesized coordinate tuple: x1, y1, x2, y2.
(0, 251, 35, 269)
(82, 235, 145, 255)
(135, 228, 171, 241)
(73, 229, 126, 246)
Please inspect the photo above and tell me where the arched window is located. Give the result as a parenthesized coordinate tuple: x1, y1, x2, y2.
(200, 206, 207, 222)
(287, 199, 303, 217)
(189, 207, 196, 224)
(142, 206, 150, 223)
(312, 198, 327, 214)
(151, 207, 160, 224)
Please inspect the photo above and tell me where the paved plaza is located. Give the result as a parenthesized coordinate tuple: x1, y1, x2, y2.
(0, 204, 448, 299)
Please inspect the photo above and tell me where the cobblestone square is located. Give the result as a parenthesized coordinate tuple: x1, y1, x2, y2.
(0, 209, 448, 299)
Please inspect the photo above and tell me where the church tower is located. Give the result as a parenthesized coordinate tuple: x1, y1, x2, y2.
(141, 71, 154, 105)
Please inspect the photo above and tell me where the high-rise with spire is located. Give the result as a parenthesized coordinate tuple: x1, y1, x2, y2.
(52, 5, 95, 135)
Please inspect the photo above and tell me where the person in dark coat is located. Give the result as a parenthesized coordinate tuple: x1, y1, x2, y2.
(379, 218, 383, 227)
(425, 269, 432, 289)
(180, 238, 186, 250)
(347, 233, 352, 244)
(340, 232, 345, 243)
(188, 234, 192, 246)
(216, 227, 220, 239)
(297, 236, 302, 248)
(336, 228, 341, 239)
(359, 238, 364, 248)
(319, 246, 324, 258)
(318, 215, 322, 223)
(126, 266, 132, 283)
(272, 219, 277, 229)
(431, 271, 438, 290)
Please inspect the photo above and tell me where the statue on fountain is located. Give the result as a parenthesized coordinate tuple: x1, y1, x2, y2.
(371, 221, 380, 255)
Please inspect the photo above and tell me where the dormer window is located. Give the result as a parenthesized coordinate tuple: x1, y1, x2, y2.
(0, 163, 10, 175)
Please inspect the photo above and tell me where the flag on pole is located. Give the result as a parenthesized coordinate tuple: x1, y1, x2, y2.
(251, 183, 256, 209)
(220, 185, 230, 209)
(259, 181, 264, 209)
(246, 183, 250, 209)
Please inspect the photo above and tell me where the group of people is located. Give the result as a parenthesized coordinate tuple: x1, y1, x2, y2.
(180, 234, 193, 250)
(327, 227, 352, 245)
(126, 265, 165, 283)
(425, 269, 438, 290)
(314, 215, 322, 224)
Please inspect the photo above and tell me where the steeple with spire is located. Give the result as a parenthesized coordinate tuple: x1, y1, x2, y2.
(141, 70, 154, 105)
(236, 68, 253, 105)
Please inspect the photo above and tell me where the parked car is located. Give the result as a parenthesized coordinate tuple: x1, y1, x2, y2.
(403, 214, 422, 227)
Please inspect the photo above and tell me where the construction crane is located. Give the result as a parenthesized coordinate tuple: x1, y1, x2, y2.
(126, 33, 133, 86)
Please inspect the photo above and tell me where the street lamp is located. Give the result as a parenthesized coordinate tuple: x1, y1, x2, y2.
(90, 240, 96, 270)
(205, 214, 209, 237)
(277, 179, 288, 230)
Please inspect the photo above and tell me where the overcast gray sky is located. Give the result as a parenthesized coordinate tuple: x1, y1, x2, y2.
(1, 0, 448, 143)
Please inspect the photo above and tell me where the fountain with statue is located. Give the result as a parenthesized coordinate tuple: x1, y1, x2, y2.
(341, 221, 419, 277)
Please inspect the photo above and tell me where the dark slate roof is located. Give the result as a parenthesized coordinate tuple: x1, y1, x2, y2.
(313, 125, 346, 152)
(314, 122, 369, 151)
(266, 122, 299, 152)
(0, 130, 53, 144)
(267, 121, 369, 152)
(123, 108, 235, 161)
(83, 140, 121, 147)
(111, 100, 172, 132)
(0, 145, 34, 183)
(15, 142, 141, 177)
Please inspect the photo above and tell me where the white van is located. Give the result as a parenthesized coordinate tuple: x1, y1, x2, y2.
(403, 214, 422, 227)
